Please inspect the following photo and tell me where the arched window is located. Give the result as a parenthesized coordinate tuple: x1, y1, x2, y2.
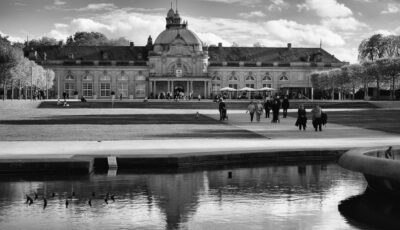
(100, 75, 111, 81)
(65, 73, 74, 80)
(118, 71, 128, 81)
(83, 75, 92, 81)
(212, 73, 221, 81)
(246, 75, 255, 81)
(280, 72, 289, 81)
(263, 72, 272, 81)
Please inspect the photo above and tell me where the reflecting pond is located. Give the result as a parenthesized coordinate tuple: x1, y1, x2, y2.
(0, 164, 374, 230)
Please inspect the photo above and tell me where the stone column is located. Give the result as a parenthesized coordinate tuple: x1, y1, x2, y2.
(154, 80, 157, 97)
(204, 81, 207, 98)
(186, 81, 189, 96)
(167, 81, 170, 93)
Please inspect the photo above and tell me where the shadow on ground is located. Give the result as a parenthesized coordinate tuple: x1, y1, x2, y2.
(0, 114, 221, 125)
(149, 129, 264, 139)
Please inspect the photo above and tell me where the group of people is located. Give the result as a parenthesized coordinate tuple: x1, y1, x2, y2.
(246, 96, 290, 123)
(218, 96, 327, 132)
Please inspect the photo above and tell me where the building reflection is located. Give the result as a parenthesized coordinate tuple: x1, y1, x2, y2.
(0, 163, 357, 229)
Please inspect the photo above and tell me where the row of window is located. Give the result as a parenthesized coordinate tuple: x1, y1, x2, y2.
(212, 75, 290, 81)
(212, 83, 272, 92)
(64, 83, 129, 97)
(65, 75, 129, 81)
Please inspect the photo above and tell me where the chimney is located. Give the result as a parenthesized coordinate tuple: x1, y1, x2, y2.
(218, 42, 222, 48)
(130, 42, 134, 48)
(287, 43, 292, 49)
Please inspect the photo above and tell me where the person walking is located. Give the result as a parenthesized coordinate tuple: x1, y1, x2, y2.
(264, 98, 271, 118)
(255, 100, 264, 122)
(219, 99, 227, 121)
(282, 96, 289, 118)
(311, 104, 323, 131)
(296, 104, 307, 131)
(247, 101, 256, 122)
(271, 97, 281, 123)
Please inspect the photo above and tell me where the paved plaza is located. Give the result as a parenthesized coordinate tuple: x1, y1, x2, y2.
(0, 101, 400, 162)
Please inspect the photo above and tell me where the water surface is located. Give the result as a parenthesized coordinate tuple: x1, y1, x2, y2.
(0, 164, 368, 230)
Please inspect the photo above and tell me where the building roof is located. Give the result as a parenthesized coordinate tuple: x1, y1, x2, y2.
(26, 45, 149, 61)
(26, 44, 343, 64)
(207, 46, 342, 63)
(154, 28, 203, 47)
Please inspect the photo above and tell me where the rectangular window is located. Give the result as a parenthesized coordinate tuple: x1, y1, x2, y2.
(135, 82, 146, 98)
(245, 84, 255, 88)
(229, 84, 238, 89)
(263, 84, 272, 88)
(117, 82, 128, 97)
(64, 83, 75, 97)
(212, 84, 221, 92)
(82, 82, 93, 97)
(100, 83, 111, 97)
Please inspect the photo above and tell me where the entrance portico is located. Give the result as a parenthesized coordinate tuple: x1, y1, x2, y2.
(149, 78, 210, 98)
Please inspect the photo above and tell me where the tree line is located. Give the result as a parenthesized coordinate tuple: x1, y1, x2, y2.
(311, 34, 400, 100)
(0, 35, 55, 100)
(24, 32, 130, 47)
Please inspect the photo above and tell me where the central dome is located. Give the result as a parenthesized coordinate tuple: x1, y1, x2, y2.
(154, 28, 203, 47)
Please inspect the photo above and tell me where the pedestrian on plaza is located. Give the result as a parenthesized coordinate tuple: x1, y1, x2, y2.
(282, 96, 289, 118)
(271, 96, 281, 123)
(62, 91, 67, 101)
(255, 100, 264, 122)
(311, 104, 323, 131)
(296, 104, 307, 131)
(219, 99, 227, 121)
(264, 98, 271, 118)
(246, 100, 256, 122)
(198, 94, 201, 101)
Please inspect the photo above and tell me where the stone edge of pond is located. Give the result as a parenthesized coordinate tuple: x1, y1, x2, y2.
(0, 149, 345, 175)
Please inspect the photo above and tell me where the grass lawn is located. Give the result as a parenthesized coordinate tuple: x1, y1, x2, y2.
(0, 110, 263, 141)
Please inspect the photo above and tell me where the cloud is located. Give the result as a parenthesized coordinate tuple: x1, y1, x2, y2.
(267, 0, 289, 11)
(0, 30, 25, 43)
(322, 17, 369, 31)
(381, 3, 400, 14)
(46, 7, 352, 60)
(297, 0, 353, 18)
(54, 0, 66, 6)
(238, 11, 266, 18)
(14, 2, 27, 7)
(263, 19, 345, 47)
(202, 0, 263, 7)
(77, 3, 117, 11)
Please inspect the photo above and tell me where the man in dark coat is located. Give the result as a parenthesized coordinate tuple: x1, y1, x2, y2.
(271, 97, 281, 123)
(264, 98, 271, 118)
(282, 96, 289, 118)
(219, 99, 227, 121)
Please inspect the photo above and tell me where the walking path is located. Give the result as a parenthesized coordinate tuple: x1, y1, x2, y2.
(0, 107, 399, 161)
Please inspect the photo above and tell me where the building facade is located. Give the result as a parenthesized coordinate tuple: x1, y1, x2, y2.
(26, 8, 347, 100)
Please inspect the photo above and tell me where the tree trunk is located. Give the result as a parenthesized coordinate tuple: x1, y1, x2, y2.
(25, 84, 28, 100)
(364, 82, 368, 100)
(392, 76, 395, 101)
(3, 80, 6, 100)
(11, 80, 14, 100)
(376, 78, 380, 100)
(352, 84, 355, 100)
(331, 88, 334, 100)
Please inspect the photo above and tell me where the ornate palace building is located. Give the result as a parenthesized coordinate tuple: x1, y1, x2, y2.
(26, 8, 347, 100)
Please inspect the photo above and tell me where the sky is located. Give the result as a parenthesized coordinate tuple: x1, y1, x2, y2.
(0, 0, 399, 63)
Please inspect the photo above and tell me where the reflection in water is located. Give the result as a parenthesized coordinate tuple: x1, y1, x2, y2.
(0, 164, 367, 230)
(339, 189, 400, 230)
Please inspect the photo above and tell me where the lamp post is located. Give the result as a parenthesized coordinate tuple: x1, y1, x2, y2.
(30, 66, 33, 100)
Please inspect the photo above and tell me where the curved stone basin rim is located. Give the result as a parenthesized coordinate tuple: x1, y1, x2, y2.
(338, 146, 400, 182)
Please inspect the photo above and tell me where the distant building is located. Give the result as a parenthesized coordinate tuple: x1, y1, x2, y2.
(25, 7, 347, 100)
